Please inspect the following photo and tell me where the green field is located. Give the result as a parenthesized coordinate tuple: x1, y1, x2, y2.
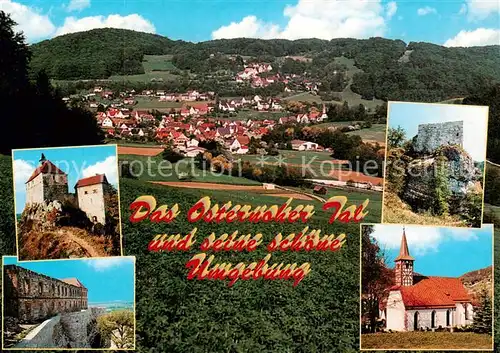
(142, 55, 176, 72)
(133, 96, 184, 110)
(283, 57, 384, 110)
(346, 123, 386, 143)
(119, 154, 261, 185)
(108, 71, 180, 83)
(361, 331, 493, 350)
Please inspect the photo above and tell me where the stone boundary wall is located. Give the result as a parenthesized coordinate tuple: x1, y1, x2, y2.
(15, 315, 60, 348)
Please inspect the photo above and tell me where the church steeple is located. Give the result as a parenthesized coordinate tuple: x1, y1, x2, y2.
(394, 227, 414, 286)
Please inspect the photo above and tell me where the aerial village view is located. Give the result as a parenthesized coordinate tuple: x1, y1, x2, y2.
(64, 55, 387, 204)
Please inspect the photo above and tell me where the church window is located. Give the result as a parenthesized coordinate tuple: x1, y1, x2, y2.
(413, 312, 419, 331)
(431, 311, 436, 328)
(465, 305, 469, 320)
(446, 310, 451, 326)
(84, 191, 88, 195)
(39, 282, 44, 294)
(93, 189, 97, 193)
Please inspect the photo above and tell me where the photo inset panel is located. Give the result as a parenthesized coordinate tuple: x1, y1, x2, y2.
(382, 102, 488, 228)
(2, 256, 135, 350)
(360, 223, 494, 351)
(12, 145, 122, 261)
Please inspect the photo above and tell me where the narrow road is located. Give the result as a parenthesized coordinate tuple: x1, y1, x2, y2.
(57, 229, 100, 257)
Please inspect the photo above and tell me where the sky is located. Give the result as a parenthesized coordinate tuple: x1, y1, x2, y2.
(3, 256, 135, 303)
(370, 224, 493, 277)
(13, 145, 118, 214)
(388, 102, 489, 161)
(0, 0, 498, 46)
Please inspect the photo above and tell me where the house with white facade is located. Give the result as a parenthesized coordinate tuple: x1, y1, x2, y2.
(382, 228, 474, 332)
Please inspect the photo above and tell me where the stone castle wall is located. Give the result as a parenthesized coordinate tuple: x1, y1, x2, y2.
(25, 173, 68, 206)
(14, 308, 108, 349)
(414, 121, 463, 155)
(4, 265, 88, 323)
(42, 173, 69, 202)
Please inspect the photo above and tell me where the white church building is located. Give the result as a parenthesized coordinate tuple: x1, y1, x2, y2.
(381, 228, 474, 331)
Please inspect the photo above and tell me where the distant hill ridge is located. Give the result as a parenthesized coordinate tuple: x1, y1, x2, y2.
(29, 28, 500, 101)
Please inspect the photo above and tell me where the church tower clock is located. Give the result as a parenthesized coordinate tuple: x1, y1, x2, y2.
(394, 227, 414, 286)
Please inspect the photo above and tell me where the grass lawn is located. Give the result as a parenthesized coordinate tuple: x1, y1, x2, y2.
(361, 331, 493, 350)
(106, 139, 161, 147)
(346, 123, 386, 143)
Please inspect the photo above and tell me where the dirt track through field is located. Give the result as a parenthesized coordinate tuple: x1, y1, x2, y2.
(151, 181, 264, 190)
(150, 181, 314, 200)
(118, 146, 163, 156)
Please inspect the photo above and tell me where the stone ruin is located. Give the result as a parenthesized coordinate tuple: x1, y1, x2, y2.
(399, 120, 482, 214)
(413, 121, 464, 155)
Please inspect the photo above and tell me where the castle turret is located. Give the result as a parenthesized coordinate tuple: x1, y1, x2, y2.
(25, 156, 68, 205)
(394, 227, 414, 286)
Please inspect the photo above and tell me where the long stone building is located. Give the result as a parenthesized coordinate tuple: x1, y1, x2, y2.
(4, 265, 88, 323)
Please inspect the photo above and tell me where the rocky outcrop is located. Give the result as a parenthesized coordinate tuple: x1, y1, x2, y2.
(401, 145, 482, 213)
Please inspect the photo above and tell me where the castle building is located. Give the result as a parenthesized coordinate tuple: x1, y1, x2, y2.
(4, 265, 88, 323)
(75, 174, 112, 225)
(382, 228, 474, 331)
(25, 154, 68, 205)
(414, 120, 464, 155)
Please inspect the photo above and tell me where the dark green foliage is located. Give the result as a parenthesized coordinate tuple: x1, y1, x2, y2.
(385, 148, 408, 194)
(30, 28, 185, 80)
(162, 148, 184, 163)
(432, 155, 450, 216)
(27, 29, 500, 102)
(0, 11, 104, 155)
(472, 289, 493, 334)
(387, 126, 406, 149)
(485, 163, 500, 206)
(120, 178, 371, 352)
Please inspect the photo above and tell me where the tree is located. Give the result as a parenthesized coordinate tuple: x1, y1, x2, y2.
(472, 289, 492, 334)
(432, 154, 451, 215)
(361, 225, 393, 333)
(0, 11, 103, 155)
(97, 310, 134, 348)
(162, 147, 184, 163)
(387, 126, 406, 149)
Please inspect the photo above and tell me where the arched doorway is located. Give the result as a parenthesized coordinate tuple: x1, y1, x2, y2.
(431, 310, 436, 328)
(414, 311, 419, 331)
(446, 310, 451, 326)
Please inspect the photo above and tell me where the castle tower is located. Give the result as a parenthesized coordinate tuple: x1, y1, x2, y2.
(394, 227, 414, 286)
(25, 154, 68, 206)
(75, 174, 111, 225)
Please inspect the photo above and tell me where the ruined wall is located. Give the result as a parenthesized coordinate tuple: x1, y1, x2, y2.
(414, 121, 463, 155)
(77, 183, 106, 224)
(14, 308, 108, 349)
(4, 265, 88, 324)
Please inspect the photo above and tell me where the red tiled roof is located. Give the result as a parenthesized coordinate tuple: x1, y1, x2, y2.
(26, 160, 66, 183)
(61, 278, 87, 289)
(395, 276, 472, 308)
(75, 174, 108, 188)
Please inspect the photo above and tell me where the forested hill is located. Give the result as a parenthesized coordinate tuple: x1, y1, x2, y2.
(29, 28, 500, 101)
